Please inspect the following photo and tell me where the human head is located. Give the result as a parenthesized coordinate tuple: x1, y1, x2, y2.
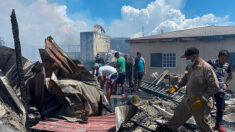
(96, 53, 100, 57)
(137, 52, 141, 59)
(114, 52, 120, 59)
(124, 55, 128, 60)
(218, 50, 229, 64)
(181, 47, 199, 66)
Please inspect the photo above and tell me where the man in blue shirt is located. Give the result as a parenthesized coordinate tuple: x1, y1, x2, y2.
(134, 52, 146, 91)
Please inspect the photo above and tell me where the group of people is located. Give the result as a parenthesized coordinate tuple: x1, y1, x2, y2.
(94, 47, 233, 132)
(93, 51, 146, 101)
(163, 47, 233, 132)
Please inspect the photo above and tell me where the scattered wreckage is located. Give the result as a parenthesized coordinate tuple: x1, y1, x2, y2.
(0, 35, 114, 131)
(1, 9, 235, 132)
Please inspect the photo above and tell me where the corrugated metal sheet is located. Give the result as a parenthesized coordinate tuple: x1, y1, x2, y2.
(31, 113, 116, 132)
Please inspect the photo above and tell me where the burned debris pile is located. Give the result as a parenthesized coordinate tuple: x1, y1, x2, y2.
(1, 39, 235, 131)
(1, 9, 235, 132)
(117, 72, 235, 132)
(0, 36, 109, 131)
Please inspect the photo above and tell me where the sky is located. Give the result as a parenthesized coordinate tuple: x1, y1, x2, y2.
(0, 0, 235, 47)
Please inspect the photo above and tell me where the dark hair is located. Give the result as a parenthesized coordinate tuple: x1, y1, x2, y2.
(137, 52, 141, 56)
(181, 47, 199, 58)
(219, 50, 230, 57)
(115, 52, 119, 57)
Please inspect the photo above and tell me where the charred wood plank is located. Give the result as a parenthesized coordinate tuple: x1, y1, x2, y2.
(10, 9, 28, 105)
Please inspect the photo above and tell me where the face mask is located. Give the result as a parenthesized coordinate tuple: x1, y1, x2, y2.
(186, 60, 194, 65)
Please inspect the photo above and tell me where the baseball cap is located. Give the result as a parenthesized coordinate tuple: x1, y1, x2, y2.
(181, 47, 199, 58)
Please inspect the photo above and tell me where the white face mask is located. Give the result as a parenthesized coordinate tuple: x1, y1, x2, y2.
(186, 60, 194, 65)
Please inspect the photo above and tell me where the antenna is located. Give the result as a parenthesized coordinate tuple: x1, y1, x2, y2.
(142, 26, 144, 36)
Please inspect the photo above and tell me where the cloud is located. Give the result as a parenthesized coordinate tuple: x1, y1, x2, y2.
(1, 0, 233, 44)
(150, 9, 232, 35)
(0, 0, 233, 60)
(108, 0, 184, 37)
(0, 0, 89, 46)
(107, 0, 233, 38)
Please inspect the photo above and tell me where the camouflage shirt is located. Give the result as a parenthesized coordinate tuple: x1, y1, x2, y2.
(208, 59, 232, 88)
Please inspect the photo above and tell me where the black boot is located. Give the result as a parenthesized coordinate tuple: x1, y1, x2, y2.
(156, 123, 173, 132)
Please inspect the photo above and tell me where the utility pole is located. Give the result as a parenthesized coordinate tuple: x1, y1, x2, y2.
(142, 26, 144, 37)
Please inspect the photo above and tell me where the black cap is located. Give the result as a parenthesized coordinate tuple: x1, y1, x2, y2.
(181, 47, 199, 58)
(218, 50, 230, 57)
(137, 51, 141, 56)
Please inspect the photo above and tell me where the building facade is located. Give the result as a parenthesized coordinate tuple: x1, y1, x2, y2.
(127, 26, 235, 91)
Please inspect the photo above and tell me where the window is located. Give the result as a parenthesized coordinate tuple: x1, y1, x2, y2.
(151, 53, 176, 68)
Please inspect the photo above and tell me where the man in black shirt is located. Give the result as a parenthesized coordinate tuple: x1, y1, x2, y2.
(95, 53, 105, 65)
(93, 53, 105, 76)
(124, 55, 133, 88)
(208, 50, 233, 132)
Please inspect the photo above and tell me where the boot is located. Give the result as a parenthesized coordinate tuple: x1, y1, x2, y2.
(156, 122, 173, 132)
(215, 125, 226, 132)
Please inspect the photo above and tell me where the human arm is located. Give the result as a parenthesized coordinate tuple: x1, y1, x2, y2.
(166, 67, 189, 94)
(203, 67, 219, 100)
(224, 66, 233, 89)
(144, 58, 146, 75)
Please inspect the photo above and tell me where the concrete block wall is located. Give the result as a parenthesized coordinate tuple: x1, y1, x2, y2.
(80, 32, 110, 61)
(130, 38, 235, 91)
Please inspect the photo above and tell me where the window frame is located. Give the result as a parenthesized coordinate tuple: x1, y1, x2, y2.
(150, 52, 177, 69)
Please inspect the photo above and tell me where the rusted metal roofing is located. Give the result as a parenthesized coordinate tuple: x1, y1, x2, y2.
(31, 113, 116, 132)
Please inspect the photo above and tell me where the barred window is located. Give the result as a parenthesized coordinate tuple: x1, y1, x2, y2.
(163, 53, 176, 68)
(151, 53, 176, 68)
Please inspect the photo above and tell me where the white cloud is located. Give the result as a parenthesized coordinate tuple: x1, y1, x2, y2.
(150, 9, 232, 35)
(108, 0, 233, 38)
(0, 0, 89, 46)
(0, 0, 233, 50)
(108, 0, 184, 37)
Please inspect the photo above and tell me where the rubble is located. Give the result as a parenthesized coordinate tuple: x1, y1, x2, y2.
(0, 69, 26, 132)
(118, 73, 235, 132)
(1, 43, 235, 132)
(0, 35, 107, 131)
(0, 9, 234, 132)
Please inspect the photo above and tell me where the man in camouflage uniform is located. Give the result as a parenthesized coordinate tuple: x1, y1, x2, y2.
(208, 50, 233, 132)
(160, 47, 219, 132)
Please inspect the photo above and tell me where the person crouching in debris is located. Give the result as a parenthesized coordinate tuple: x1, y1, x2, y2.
(160, 47, 219, 132)
(92, 53, 105, 76)
(134, 52, 146, 91)
(114, 52, 126, 97)
(98, 65, 118, 101)
(207, 50, 233, 132)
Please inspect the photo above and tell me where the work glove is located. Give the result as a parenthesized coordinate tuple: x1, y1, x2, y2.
(191, 96, 207, 110)
(165, 86, 178, 94)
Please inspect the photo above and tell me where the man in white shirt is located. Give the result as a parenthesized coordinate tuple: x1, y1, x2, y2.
(98, 65, 118, 101)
